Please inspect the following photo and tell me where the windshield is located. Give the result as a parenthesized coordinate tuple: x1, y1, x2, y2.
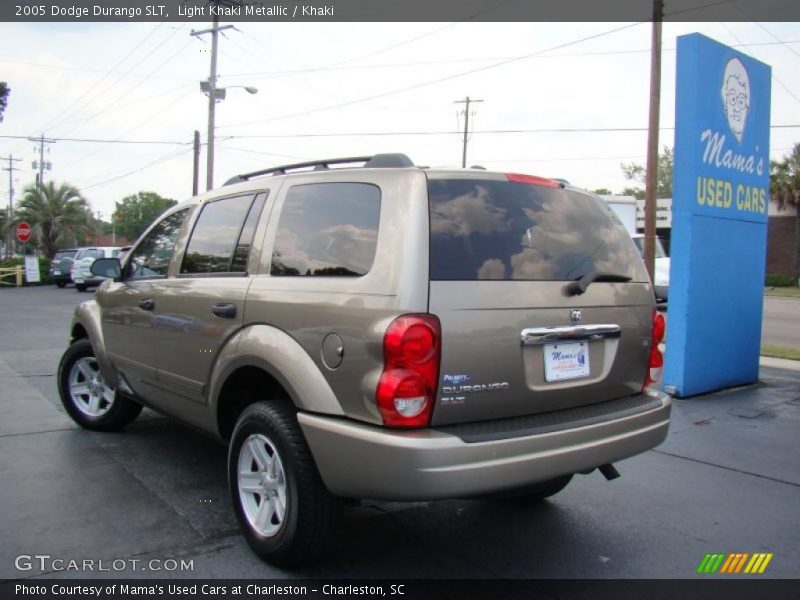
(75, 249, 103, 261)
(54, 250, 77, 260)
(632, 237, 667, 258)
(428, 178, 649, 282)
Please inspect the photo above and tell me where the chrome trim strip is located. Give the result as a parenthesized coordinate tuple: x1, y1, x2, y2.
(520, 324, 621, 346)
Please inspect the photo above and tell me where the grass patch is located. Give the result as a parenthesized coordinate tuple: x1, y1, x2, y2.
(761, 344, 800, 361)
(765, 286, 800, 298)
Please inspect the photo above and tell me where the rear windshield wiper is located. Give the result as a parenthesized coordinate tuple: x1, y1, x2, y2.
(565, 271, 632, 296)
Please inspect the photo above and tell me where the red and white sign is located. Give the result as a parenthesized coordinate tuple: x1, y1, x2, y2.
(16, 221, 32, 244)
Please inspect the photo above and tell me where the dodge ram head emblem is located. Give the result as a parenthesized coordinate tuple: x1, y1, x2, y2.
(570, 309, 582, 324)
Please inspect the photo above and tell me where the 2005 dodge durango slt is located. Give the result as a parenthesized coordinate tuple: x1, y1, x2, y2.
(58, 153, 671, 566)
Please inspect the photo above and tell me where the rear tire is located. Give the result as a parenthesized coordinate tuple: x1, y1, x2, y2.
(57, 339, 142, 431)
(56, 281, 66, 288)
(228, 401, 340, 566)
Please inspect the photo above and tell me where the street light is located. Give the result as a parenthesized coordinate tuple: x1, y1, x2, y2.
(200, 80, 258, 191)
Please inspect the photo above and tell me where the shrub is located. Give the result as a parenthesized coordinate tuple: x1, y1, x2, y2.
(765, 273, 797, 287)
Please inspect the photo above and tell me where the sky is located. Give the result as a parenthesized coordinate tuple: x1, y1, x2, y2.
(0, 20, 799, 222)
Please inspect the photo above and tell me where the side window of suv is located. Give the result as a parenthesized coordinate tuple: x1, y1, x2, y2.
(181, 193, 267, 274)
(127, 208, 190, 280)
(270, 182, 380, 277)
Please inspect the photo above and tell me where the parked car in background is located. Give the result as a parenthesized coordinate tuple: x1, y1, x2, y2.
(631, 234, 670, 304)
(49, 248, 79, 287)
(117, 246, 132, 264)
(70, 246, 126, 292)
(602, 195, 669, 305)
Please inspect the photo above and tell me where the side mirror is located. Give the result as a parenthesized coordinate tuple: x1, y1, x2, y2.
(91, 258, 122, 280)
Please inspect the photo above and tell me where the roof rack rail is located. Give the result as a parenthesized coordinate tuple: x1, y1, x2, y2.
(224, 153, 415, 186)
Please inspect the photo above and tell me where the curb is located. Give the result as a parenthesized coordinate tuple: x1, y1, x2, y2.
(759, 355, 800, 371)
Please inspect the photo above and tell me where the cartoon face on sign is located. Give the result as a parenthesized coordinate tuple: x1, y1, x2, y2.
(721, 57, 750, 143)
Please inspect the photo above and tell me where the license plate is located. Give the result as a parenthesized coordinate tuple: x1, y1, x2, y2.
(74, 278, 84, 284)
(544, 342, 590, 382)
(53, 270, 61, 275)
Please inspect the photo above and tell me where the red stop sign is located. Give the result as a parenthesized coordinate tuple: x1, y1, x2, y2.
(16, 221, 32, 244)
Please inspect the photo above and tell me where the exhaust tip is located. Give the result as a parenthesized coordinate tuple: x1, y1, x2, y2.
(598, 463, 620, 481)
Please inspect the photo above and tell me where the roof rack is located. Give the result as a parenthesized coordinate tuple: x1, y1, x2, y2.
(224, 153, 415, 186)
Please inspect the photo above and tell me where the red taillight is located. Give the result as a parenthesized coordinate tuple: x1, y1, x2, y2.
(376, 314, 441, 428)
(505, 173, 560, 188)
(644, 310, 666, 389)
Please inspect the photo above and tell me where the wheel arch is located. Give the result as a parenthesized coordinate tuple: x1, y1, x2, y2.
(210, 323, 345, 439)
(70, 301, 116, 385)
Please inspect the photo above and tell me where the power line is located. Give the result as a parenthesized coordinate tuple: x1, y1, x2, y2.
(0, 57, 196, 82)
(218, 39, 800, 80)
(0, 134, 190, 145)
(51, 84, 195, 133)
(79, 147, 194, 191)
(55, 33, 195, 139)
(717, 22, 800, 106)
(219, 123, 800, 139)
(1, 123, 797, 148)
(218, 21, 647, 130)
(37, 23, 169, 136)
(59, 87, 197, 170)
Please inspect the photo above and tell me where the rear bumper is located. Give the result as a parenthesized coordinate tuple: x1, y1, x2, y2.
(299, 389, 671, 500)
(49, 271, 72, 283)
(72, 274, 105, 287)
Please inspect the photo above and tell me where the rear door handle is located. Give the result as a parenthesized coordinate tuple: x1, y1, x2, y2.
(139, 299, 155, 311)
(212, 303, 237, 319)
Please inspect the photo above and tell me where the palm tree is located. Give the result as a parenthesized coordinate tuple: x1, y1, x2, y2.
(16, 181, 92, 258)
(770, 144, 800, 283)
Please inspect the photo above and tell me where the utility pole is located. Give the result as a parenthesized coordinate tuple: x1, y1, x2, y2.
(192, 130, 201, 196)
(644, 0, 663, 284)
(28, 133, 56, 187)
(455, 97, 484, 168)
(192, 16, 234, 191)
(1, 154, 21, 258)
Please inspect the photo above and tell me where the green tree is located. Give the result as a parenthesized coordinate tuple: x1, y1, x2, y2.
(592, 188, 613, 196)
(621, 146, 674, 199)
(770, 143, 800, 281)
(622, 186, 645, 200)
(0, 82, 9, 123)
(113, 191, 177, 241)
(16, 181, 92, 258)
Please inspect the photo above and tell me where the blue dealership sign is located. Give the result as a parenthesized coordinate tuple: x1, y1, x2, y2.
(664, 34, 771, 397)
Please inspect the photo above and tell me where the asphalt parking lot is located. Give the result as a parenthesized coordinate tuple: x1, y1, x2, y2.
(1, 286, 798, 580)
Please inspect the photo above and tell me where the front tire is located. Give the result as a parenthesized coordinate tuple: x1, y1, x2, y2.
(57, 339, 142, 431)
(228, 401, 340, 567)
(75, 284, 87, 292)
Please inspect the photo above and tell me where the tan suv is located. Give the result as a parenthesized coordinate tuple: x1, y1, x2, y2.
(58, 154, 670, 566)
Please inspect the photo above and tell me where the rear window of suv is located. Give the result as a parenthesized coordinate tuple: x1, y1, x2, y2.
(428, 178, 648, 282)
(74, 249, 104, 261)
